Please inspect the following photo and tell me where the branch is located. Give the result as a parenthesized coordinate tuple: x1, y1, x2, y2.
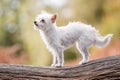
(0, 55, 120, 80)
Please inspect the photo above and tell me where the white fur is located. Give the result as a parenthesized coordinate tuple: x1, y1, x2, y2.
(34, 12, 113, 67)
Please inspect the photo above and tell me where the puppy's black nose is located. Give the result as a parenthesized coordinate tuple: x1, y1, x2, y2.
(34, 21, 37, 24)
(34, 21, 38, 26)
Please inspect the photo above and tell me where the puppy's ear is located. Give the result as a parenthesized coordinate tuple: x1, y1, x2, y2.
(51, 14, 57, 23)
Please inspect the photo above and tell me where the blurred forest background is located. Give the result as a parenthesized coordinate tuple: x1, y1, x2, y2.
(0, 0, 120, 66)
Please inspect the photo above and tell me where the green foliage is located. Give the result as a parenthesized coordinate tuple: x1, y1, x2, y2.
(0, 0, 23, 46)
(64, 49, 78, 61)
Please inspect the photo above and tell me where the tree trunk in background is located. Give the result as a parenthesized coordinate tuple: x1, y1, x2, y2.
(0, 55, 120, 80)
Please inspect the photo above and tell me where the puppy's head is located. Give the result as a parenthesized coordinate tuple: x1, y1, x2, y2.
(34, 12, 57, 31)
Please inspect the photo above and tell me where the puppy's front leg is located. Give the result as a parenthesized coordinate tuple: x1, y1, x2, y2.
(54, 48, 64, 67)
(51, 53, 57, 67)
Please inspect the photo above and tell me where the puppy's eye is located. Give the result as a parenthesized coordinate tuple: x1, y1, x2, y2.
(41, 19, 45, 23)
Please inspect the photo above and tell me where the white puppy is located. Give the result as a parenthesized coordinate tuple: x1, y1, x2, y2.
(34, 12, 113, 67)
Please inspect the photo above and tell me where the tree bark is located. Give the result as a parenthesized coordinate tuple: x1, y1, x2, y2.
(0, 55, 120, 80)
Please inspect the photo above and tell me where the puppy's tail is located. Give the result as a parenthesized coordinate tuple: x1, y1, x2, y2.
(95, 34, 113, 48)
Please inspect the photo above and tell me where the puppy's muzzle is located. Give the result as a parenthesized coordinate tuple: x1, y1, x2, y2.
(34, 21, 38, 26)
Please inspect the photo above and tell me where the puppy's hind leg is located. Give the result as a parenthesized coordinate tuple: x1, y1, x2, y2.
(76, 42, 90, 64)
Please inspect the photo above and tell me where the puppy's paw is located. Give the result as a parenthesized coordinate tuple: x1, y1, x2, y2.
(51, 64, 56, 67)
(79, 61, 87, 65)
(54, 63, 63, 68)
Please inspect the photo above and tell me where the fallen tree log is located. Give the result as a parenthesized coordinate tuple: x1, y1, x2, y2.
(0, 55, 120, 80)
